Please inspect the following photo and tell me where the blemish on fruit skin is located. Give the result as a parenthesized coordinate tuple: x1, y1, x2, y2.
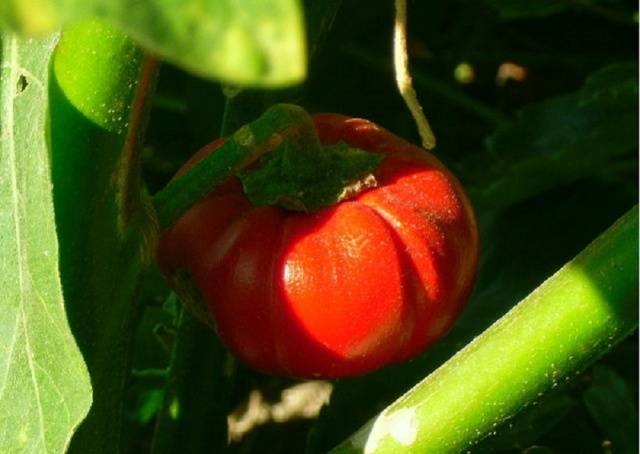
(352, 407, 418, 453)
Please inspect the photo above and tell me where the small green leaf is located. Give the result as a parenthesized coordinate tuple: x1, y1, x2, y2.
(0, 0, 307, 87)
(484, 0, 568, 19)
(240, 141, 384, 212)
(583, 365, 638, 454)
(0, 32, 92, 452)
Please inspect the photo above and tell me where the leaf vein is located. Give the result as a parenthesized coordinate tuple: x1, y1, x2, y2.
(0, 312, 21, 400)
(6, 35, 48, 453)
(35, 362, 72, 425)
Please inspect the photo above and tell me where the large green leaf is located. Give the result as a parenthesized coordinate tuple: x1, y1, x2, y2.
(0, 32, 92, 452)
(0, 0, 306, 88)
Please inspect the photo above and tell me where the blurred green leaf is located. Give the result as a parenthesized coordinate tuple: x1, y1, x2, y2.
(583, 365, 638, 454)
(484, 0, 568, 19)
(466, 63, 638, 208)
(1, 0, 306, 87)
(0, 32, 92, 452)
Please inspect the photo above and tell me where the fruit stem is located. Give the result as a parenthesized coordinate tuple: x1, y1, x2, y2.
(153, 104, 313, 230)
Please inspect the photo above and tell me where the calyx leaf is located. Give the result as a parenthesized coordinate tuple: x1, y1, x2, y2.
(239, 139, 384, 212)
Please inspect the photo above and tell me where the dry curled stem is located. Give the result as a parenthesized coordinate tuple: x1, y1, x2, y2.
(394, 0, 436, 150)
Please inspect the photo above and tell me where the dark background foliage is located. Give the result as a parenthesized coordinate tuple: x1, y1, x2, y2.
(128, 1, 638, 452)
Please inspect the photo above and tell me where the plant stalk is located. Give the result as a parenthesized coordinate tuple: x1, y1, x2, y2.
(50, 19, 158, 452)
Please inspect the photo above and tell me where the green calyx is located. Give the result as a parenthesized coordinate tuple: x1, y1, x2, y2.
(239, 139, 384, 212)
(154, 104, 384, 230)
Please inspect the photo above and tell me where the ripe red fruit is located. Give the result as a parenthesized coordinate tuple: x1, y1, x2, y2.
(157, 114, 479, 378)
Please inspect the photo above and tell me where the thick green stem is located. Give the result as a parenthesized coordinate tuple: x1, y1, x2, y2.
(153, 103, 314, 230)
(50, 20, 157, 452)
(330, 206, 638, 454)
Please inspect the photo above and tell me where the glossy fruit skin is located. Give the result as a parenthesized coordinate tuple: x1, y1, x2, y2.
(157, 114, 479, 379)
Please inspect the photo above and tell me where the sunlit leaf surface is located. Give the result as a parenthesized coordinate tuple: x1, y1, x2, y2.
(0, 32, 92, 453)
